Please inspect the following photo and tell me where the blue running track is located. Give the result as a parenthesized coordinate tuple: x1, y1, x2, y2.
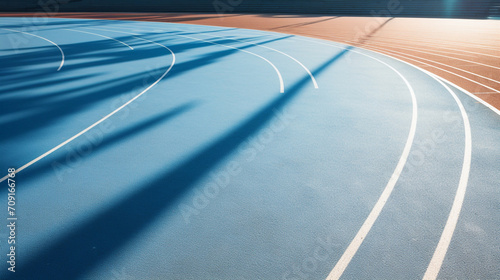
(0, 17, 499, 280)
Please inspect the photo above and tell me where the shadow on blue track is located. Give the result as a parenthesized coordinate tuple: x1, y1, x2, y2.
(8, 43, 354, 279)
(18, 102, 198, 184)
(0, 29, 287, 147)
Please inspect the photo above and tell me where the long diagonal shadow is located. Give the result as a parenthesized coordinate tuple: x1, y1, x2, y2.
(17, 102, 198, 185)
(1, 36, 276, 142)
(355, 17, 394, 45)
(11, 45, 354, 280)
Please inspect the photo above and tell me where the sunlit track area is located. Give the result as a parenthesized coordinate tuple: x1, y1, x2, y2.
(0, 9, 499, 280)
(5, 12, 499, 109)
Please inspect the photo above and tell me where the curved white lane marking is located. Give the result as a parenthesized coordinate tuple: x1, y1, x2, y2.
(1, 28, 65, 71)
(422, 75, 472, 280)
(366, 43, 474, 280)
(0, 29, 176, 184)
(354, 39, 500, 65)
(354, 41, 500, 78)
(365, 45, 500, 94)
(300, 37, 474, 280)
(443, 81, 500, 116)
(179, 33, 285, 93)
(82, 26, 140, 36)
(106, 25, 286, 93)
(63, 29, 134, 50)
(327, 35, 500, 60)
(293, 37, 418, 280)
(197, 33, 318, 89)
(360, 41, 476, 58)
(370, 35, 500, 53)
(327, 64, 417, 279)
(361, 40, 475, 280)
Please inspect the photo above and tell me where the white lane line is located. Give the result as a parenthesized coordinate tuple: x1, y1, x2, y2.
(1, 28, 65, 71)
(368, 42, 475, 279)
(179, 33, 285, 93)
(305, 37, 474, 280)
(358, 42, 476, 58)
(363, 45, 500, 85)
(422, 75, 472, 280)
(82, 27, 171, 52)
(361, 48, 500, 116)
(293, 37, 418, 280)
(107, 25, 286, 93)
(196, 33, 318, 89)
(364, 46, 500, 94)
(63, 29, 134, 50)
(351, 40, 500, 72)
(354, 38, 500, 60)
(371, 35, 500, 53)
(473, 91, 499, 95)
(0, 30, 176, 184)
(444, 82, 500, 116)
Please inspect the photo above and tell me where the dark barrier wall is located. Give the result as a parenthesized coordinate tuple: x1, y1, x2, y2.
(0, 0, 498, 19)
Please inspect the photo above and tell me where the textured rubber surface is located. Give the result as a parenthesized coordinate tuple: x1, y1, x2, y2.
(0, 17, 499, 280)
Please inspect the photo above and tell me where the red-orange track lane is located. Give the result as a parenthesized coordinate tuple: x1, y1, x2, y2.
(2, 12, 499, 110)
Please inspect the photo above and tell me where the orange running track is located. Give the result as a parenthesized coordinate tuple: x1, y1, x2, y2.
(2, 12, 499, 109)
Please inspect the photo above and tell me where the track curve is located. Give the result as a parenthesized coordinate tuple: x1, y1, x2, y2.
(0, 17, 498, 280)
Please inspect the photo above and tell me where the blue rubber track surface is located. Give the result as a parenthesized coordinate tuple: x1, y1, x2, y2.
(0, 17, 499, 280)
